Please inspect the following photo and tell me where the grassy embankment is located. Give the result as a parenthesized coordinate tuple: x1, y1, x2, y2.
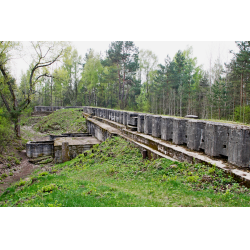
(21, 108, 87, 140)
(1, 136, 250, 207)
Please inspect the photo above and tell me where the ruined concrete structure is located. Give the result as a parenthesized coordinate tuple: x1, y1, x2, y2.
(26, 133, 100, 163)
(83, 106, 250, 169)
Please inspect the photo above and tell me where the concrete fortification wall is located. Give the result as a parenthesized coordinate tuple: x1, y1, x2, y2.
(83, 106, 250, 168)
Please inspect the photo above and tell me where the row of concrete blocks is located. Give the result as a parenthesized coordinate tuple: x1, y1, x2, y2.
(83, 106, 250, 168)
(34, 106, 83, 112)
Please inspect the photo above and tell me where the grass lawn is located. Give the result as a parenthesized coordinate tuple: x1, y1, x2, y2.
(1, 137, 250, 207)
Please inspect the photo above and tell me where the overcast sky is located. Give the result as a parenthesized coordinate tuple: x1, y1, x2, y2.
(10, 41, 238, 84)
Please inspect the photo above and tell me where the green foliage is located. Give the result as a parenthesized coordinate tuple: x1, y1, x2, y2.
(0, 108, 13, 147)
(41, 184, 58, 193)
(1, 173, 8, 179)
(39, 172, 49, 177)
(16, 179, 26, 187)
(234, 106, 250, 123)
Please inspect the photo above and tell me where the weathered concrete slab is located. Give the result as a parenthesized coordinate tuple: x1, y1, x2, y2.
(54, 137, 100, 146)
(187, 120, 206, 151)
(152, 115, 161, 138)
(54, 136, 100, 163)
(161, 117, 174, 141)
(172, 118, 188, 145)
(137, 114, 145, 133)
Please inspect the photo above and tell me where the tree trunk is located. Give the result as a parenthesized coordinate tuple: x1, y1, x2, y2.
(14, 116, 21, 138)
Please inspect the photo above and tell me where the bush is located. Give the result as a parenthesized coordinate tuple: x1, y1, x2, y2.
(0, 108, 13, 149)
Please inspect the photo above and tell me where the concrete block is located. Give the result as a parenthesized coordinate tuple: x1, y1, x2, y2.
(104, 109, 108, 119)
(205, 122, 230, 157)
(137, 114, 145, 133)
(161, 117, 174, 141)
(152, 115, 161, 138)
(228, 126, 250, 168)
(115, 110, 120, 123)
(98, 108, 102, 117)
(119, 111, 123, 124)
(187, 120, 206, 151)
(144, 114, 153, 135)
(127, 112, 138, 126)
(123, 112, 128, 125)
(110, 110, 115, 121)
(172, 118, 188, 145)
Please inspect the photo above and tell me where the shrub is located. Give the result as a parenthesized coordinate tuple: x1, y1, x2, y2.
(39, 172, 49, 177)
(41, 184, 58, 193)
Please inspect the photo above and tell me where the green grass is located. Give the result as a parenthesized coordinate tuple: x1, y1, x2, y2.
(1, 137, 250, 207)
(34, 108, 87, 134)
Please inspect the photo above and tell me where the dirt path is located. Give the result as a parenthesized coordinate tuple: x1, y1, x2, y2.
(0, 150, 39, 194)
(0, 125, 54, 194)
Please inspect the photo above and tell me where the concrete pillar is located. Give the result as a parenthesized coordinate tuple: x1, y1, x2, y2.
(172, 118, 188, 145)
(161, 117, 173, 141)
(137, 114, 145, 133)
(62, 142, 70, 162)
(144, 114, 153, 135)
(152, 115, 161, 138)
(187, 120, 206, 151)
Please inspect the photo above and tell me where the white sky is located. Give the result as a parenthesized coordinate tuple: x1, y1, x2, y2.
(10, 41, 238, 84)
